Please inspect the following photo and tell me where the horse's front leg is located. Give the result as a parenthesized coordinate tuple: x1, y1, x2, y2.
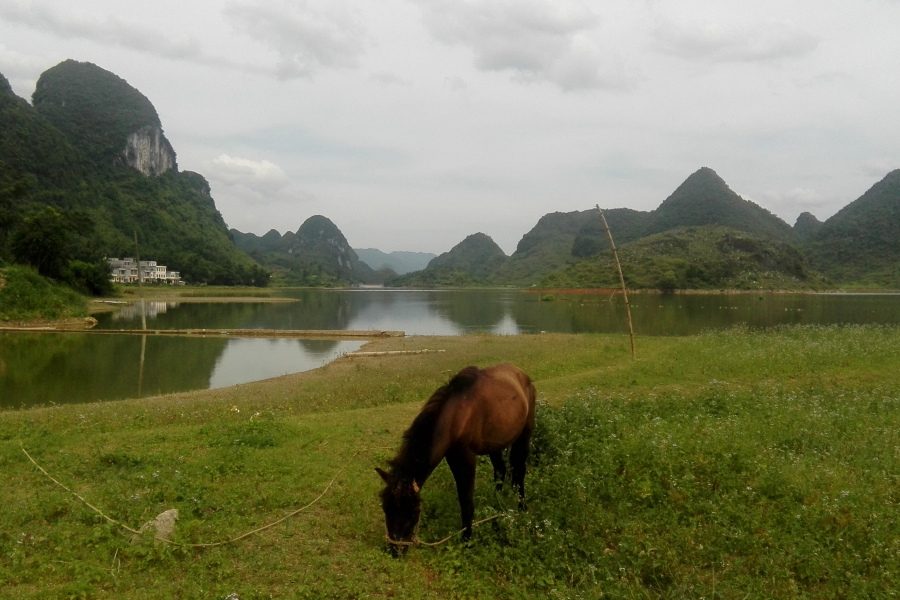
(446, 448, 477, 541)
(489, 451, 506, 492)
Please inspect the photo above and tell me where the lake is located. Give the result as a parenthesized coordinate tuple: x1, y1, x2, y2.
(2, 289, 899, 409)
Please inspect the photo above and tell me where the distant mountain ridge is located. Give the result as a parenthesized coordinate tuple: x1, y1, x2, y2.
(354, 248, 435, 274)
(386, 165, 900, 290)
(393, 167, 799, 287)
(388, 232, 507, 287)
(231, 216, 376, 285)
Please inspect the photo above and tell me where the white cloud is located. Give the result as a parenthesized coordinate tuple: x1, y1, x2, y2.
(223, 0, 366, 79)
(653, 19, 819, 63)
(204, 154, 290, 201)
(0, 1, 206, 61)
(420, 0, 630, 91)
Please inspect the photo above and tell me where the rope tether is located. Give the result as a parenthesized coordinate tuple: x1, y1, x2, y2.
(384, 513, 504, 548)
(21, 445, 336, 548)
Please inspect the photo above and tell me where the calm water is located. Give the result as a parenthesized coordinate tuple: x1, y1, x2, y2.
(2, 290, 899, 409)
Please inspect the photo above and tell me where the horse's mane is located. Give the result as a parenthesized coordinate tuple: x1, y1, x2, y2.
(387, 366, 480, 482)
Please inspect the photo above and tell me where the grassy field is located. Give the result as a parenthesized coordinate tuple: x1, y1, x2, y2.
(2, 327, 900, 599)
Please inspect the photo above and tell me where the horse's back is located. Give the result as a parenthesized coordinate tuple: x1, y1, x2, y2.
(448, 363, 535, 454)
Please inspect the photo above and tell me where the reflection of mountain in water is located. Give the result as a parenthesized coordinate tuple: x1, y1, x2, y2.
(98, 293, 367, 333)
(0, 332, 226, 408)
(208, 338, 362, 388)
(426, 291, 510, 332)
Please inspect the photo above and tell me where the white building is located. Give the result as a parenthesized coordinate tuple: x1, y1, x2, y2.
(107, 258, 182, 284)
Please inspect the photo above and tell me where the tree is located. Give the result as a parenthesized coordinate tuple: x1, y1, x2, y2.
(10, 206, 70, 279)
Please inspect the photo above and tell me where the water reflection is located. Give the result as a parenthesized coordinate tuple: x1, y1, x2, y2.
(208, 339, 362, 389)
(6, 290, 900, 410)
(111, 301, 175, 321)
(0, 332, 364, 409)
(94, 290, 900, 337)
(0, 332, 226, 409)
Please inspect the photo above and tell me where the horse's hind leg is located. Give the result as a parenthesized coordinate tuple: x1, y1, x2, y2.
(489, 451, 506, 492)
(510, 428, 532, 511)
(446, 448, 477, 541)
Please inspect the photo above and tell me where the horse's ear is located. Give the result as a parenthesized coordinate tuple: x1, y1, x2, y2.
(375, 467, 391, 484)
(412, 481, 420, 493)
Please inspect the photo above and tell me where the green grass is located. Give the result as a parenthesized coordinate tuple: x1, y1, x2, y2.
(2, 327, 900, 598)
(0, 266, 88, 322)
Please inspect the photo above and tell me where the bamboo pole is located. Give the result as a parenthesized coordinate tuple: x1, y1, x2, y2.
(133, 231, 147, 331)
(596, 205, 636, 359)
(138, 334, 146, 398)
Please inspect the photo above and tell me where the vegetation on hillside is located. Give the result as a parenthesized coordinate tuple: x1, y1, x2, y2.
(0, 265, 87, 322)
(33, 59, 171, 172)
(541, 226, 827, 290)
(454, 169, 804, 288)
(495, 210, 593, 285)
(805, 169, 900, 287)
(232, 216, 376, 286)
(2, 326, 899, 597)
(426, 232, 507, 278)
(570, 208, 653, 258)
(646, 167, 796, 242)
(0, 62, 268, 288)
(389, 266, 491, 287)
(793, 211, 823, 242)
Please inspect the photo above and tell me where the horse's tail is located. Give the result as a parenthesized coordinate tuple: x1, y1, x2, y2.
(447, 366, 480, 395)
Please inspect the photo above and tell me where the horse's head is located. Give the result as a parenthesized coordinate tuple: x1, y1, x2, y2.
(376, 467, 422, 555)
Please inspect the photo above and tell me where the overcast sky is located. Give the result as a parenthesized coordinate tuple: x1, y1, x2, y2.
(1, 0, 898, 254)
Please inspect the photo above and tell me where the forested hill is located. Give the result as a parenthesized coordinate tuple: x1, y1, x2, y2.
(492, 168, 795, 286)
(389, 232, 507, 286)
(0, 61, 267, 287)
(541, 225, 823, 291)
(231, 216, 376, 285)
(805, 169, 900, 286)
(646, 167, 795, 242)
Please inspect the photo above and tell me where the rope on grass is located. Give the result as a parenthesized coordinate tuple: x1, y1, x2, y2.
(21, 445, 337, 548)
(384, 513, 504, 548)
(21, 445, 142, 535)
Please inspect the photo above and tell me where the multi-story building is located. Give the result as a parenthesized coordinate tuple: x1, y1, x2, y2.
(107, 258, 182, 284)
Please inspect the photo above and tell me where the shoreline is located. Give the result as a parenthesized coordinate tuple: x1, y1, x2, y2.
(524, 287, 896, 295)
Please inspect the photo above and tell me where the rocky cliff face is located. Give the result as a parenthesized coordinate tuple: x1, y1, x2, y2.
(33, 60, 178, 177)
(293, 215, 360, 270)
(123, 125, 177, 176)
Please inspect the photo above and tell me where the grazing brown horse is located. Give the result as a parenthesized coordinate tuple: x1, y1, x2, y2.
(376, 363, 536, 549)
